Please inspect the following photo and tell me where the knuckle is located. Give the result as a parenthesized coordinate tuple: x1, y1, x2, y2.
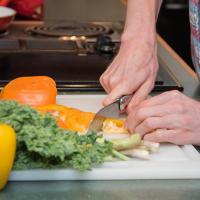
(109, 77, 119, 86)
(143, 118, 154, 130)
(154, 129, 170, 142)
(135, 109, 145, 121)
(154, 130, 163, 141)
(99, 77, 104, 85)
(169, 90, 181, 98)
(180, 116, 189, 127)
(100, 75, 107, 83)
(120, 78, 129, 86)
(165, 136, 174, 143)
(174, 103, 184, 113)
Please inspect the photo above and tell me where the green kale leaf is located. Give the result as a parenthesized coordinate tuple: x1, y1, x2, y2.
(0, 100, 112, 171)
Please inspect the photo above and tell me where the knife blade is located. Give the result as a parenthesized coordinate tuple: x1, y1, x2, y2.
(88, 94, 133, 133)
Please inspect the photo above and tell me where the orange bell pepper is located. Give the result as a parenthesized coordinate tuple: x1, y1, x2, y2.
(36, 104, 95, 133)
(36, 104, 128, 134)
(0, 76, 57, 106)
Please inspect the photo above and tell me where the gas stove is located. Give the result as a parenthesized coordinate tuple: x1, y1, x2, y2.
(0, 21, 183, 93)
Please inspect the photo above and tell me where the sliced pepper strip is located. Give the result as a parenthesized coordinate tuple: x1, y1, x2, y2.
(36, 104, 127, 134)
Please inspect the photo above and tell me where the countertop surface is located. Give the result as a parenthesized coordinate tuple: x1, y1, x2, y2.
(1, 35, 200, 199)
(1, 180, 200, 200)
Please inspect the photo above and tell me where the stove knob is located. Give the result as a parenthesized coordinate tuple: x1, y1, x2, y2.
(95, 35, 116, 53)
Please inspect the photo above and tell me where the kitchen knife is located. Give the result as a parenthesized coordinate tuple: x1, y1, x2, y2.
(88, 94, 133, 133)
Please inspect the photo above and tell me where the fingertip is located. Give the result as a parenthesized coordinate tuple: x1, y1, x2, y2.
(143, 134, 158, 142)
(125, 118, 136, 135)
(102, 99, 107, 106)
(102, 97, 112, 106)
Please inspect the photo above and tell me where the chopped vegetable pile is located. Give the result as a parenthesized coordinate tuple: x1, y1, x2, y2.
(0, 101, 113, 171)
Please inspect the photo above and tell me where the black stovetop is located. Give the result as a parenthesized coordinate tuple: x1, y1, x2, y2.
(0, 21, 183, 93)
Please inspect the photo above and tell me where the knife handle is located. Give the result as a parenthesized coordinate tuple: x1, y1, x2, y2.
(118, 95, 133, 111)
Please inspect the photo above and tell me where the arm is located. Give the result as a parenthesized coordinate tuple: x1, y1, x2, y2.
(122, 0, 162, 43)
(100, 0, 163, 111)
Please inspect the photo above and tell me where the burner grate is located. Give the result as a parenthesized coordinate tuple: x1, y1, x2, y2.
(26, 22, 113, 38)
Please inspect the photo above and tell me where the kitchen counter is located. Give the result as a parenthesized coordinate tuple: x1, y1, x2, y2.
(1, 35, 200, 200)
(1, 180, 200, 200)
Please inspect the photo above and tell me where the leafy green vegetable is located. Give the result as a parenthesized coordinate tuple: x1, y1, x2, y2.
(0, 101, 112, 171)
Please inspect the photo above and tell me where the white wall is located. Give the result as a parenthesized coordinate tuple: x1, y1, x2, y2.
(44, 0, 126, 22)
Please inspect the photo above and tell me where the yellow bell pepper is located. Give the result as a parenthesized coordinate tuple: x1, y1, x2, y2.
(0, 124, 16, 191)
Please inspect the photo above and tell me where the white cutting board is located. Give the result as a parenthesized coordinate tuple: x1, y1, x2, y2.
(10, 95, 200, 180)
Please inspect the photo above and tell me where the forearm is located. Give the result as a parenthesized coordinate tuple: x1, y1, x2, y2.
(122, 0, 163, 43)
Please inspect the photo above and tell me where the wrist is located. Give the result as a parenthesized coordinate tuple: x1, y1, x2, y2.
(121, 29, 157, 49)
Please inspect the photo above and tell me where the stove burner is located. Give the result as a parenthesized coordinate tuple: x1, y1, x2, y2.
(0, 30, 9, 38)
(26, 22, 113, 38)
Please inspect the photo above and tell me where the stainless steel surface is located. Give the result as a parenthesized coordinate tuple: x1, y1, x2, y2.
(88, 94, 132, 132)
(88, 100, 121, 132)
(119, 95, 133, 111)
(88, 115, 106, 133)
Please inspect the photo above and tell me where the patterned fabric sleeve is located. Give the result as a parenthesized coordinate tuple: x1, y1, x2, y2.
(189, 0, 200, 79)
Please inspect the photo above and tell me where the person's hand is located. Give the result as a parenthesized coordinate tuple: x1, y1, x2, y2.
(100, 37, 158, 112)
(126, 90, 200, 145)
